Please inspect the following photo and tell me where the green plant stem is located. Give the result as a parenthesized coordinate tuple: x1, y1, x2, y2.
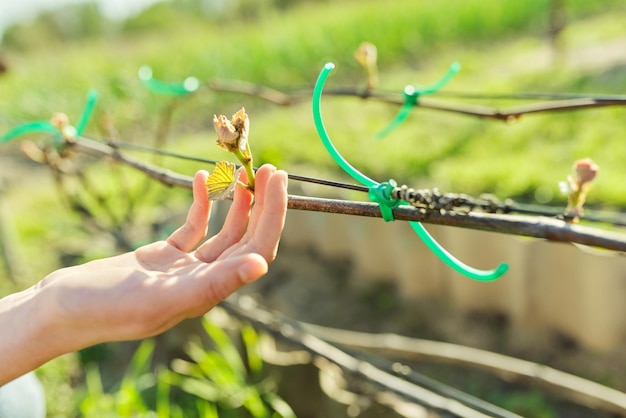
(234, 148, 255, 191)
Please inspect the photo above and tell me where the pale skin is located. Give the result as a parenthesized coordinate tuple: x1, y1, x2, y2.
(0, 164, 288, 386)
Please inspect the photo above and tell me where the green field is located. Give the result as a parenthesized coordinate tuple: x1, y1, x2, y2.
(2, 0, 626, 416)
(2, 0, 626, 202)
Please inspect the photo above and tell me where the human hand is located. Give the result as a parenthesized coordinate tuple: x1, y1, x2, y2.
(0, 164, 287, 383)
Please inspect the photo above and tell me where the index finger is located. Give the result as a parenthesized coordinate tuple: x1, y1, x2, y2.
(167, 170, 212, 252)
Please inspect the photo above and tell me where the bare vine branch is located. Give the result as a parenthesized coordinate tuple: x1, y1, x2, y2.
(302, 322, 626, 416)
(69, 136, 192, 189)
(67, 136, 626, 252)
(221, 295, 519, 418)
(287, 195, 626, 252)
(207, 80, 626, 121)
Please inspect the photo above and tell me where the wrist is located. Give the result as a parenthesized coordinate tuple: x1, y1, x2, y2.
(0, 286, 62, 385)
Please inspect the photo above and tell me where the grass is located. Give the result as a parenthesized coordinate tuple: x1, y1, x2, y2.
(1, 0, 626, 415)
(9, 1, 616, 209)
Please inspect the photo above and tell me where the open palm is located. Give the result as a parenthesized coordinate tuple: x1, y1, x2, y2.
(37, 164, 288, 350)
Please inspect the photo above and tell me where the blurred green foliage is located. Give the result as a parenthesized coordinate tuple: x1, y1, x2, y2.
(1, 3, 108, 48)
(1, 1, 626, 416)
(78, 316, 294, 418)
(169, 319, 296, 418)
(1, 0, 625, 206)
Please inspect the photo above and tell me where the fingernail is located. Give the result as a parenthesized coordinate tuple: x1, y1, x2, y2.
(276, 170, 288, 187)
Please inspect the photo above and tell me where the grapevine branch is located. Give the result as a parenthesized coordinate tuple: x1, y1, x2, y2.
(67, 136, 626, 252)
(302, 322, 626, 416)
(207, 80, 626, 121)
(217, 295, 626, 416)
(221, 294, 626, 416)
(221, 295, 519, 418)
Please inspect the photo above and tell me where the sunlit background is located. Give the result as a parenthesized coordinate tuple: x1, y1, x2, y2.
(1, 1, 626, 417)
(0, 0, 161, 32)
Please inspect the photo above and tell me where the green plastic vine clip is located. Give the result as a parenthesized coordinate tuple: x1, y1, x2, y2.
(312, 62, 508, 281)
(1, 121, 59, 143)
(1, 90, 98, 149)
(369, 181, 400, 222)
(375, 62, 461, 139)
(76, 89, 99, 136)
(138, 66, 200, 96)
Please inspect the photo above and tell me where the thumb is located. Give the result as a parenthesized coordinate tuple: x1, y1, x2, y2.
(199, 253, 268, 305)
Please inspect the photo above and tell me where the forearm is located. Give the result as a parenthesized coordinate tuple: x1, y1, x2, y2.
(0, 286, 65, 386)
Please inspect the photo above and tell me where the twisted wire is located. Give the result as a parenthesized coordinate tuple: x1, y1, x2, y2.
(391, 185, 515, 215)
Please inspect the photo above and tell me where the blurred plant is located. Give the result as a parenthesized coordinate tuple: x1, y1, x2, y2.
(492, 389, 555, 418)
(1, 90, 186, 257)
(78, 318, 295, 418)
(79, 339, 182, 418)
(354, 42, 379, 90)
(559, 158, 599, 222)
(170, 317, 296, 418)
(49, 112, 78, 144)
(212, 107, 256, 194)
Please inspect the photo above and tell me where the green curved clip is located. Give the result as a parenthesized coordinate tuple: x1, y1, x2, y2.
(138, 66, 200, 96)
(369, 181, 400, 222)
(312, 62, 508, 281)
(375, 62, 461, 139)
(1, 121, 59, 143)
(1, 90, 98, 149)
(76, 89, 99, 136)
